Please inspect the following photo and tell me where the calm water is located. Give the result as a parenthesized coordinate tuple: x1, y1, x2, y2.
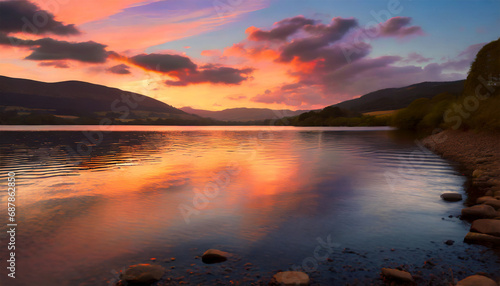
(0, 126, 498, 285)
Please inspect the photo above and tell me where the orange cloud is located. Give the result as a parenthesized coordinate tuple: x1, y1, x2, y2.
(224, 43, 280, 61)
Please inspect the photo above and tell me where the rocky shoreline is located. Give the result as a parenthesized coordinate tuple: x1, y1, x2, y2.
(423, 130, 500, 226)
(423, 130, 500, 284)
(423, 130, 500, 202)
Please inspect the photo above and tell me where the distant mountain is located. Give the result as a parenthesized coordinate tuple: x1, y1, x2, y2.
(0, 75, 195, 120)
(181, 107, 310, 122)
(332, 80, 465, 113)
(279, 80, 467, 127)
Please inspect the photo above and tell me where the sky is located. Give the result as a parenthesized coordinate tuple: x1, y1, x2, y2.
(0, 0, 499, 111)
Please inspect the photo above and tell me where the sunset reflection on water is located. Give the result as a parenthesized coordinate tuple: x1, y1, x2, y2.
(0, 127, 488, 285)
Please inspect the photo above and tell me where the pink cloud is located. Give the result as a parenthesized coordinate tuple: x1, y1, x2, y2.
(78, 1, 269, 52)
(38, 61, 70, 68)
(378, 17, 424, 38)
(36, 0, 160, 25)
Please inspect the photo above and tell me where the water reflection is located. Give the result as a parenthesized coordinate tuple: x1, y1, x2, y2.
(0, 128, 494, 285)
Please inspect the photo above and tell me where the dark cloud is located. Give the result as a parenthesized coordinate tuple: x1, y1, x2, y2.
(379, 17, 423, 37)
(0, 33, 112, 63)
(25, 38, 110, 63)
(278, 17, 358, 62)
(127, 54, 253, 86)
(308, 43, 371, 74)
(0, 32, 34, 46)
(107, 64, 131, 75)
(165, 65, 254, 86)
(0, 0, 79, 36)
(129, 53, 197, 73)
(248, 16, 315, 41)
(38, 61, 69, 68)
(244, 17, 358, 63)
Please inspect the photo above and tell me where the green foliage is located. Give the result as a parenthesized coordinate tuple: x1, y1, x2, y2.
(0, 112, 74, 125)
(284, 106, 389, 127)
(461, 95, 500, 130)
(463, 37, 500, 97)
(392, 92, 462, 131)
(393, 91, 500, 132)
(392, 98, 432, 130)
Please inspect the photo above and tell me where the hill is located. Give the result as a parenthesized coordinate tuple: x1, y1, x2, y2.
(180, 107, 309, 122)
(332, 80, 465, 113)
(277, 80, 467, 127)
(0, 75, 196, 122)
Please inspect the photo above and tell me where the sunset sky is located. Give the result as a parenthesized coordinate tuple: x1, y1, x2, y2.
(0, 0, 499, 110)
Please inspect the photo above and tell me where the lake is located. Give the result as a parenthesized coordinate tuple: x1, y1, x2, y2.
(0, 126, 497, 285)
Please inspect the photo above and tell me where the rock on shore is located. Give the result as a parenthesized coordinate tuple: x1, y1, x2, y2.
(464, 232, 500, 246)
(456, 274, 497, 286)
(270, 271, 310, 286)
(461, 205, 496, 219)
(381, 268, 414, 283)
(477, 196, 498, 204)
(483, 199, 500, 209)
(471, 219, 500, 236)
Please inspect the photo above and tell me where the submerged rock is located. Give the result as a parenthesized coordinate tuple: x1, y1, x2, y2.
(456, 274, 497, 286)
(471, 219, 500, 236)
(121, 264, 165, 285)
(444, 240, 455, 245)
(464, 232, 500, 246)
(461, 205, 496, 219)
(271, 271, 310, 286)
(381, 268, 414, 283)
(201, 249, 229, 264)
(440, 193, 463, 202)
